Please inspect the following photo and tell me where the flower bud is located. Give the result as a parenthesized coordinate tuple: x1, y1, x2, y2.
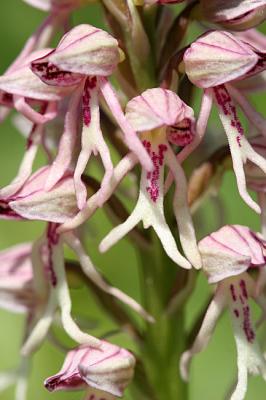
(199, 225, 266, 283)
(183, 31, 259, 88)
(200, 0, 266, 31)
(44, 341, 135, 397)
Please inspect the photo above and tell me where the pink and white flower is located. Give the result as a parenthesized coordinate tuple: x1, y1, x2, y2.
(181, 30, 266, 213)
(31, 24, 153, 209)
(45, 340, 136, 399)
(99, 88, 201, 270)
(180, 225, 266, 400)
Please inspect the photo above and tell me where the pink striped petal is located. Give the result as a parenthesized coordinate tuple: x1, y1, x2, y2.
(201, 0, 266, 31)
(184, 31, 259, 88)
(199, 225, 266, 283)
(45, 340, 135, 397)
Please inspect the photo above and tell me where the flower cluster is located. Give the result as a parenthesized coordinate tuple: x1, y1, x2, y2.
(0, 0, 265, 400)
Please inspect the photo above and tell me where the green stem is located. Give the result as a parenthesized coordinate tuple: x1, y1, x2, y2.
(137, 234, 188, 400)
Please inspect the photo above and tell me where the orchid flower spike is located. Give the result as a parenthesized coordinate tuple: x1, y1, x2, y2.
(182, 30, 266, 214)
(44, 340, 135, 399)
(200, 0, 266, 31)
(100, 88, 201, 270)
(180, 225, 266, 400)
(31, 24, 153, 209)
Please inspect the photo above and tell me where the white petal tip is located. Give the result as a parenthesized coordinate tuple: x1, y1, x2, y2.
(180, 351, 191, 382)
(99, 240, 108, 253)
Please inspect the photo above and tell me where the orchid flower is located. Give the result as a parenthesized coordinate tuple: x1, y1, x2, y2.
(44, 340, 135, 400)
(180, 225, 266, 400)
(200, 0, 266, 31)
(100, 88, 201, 270)
(31, 24, 153, 209)
(179, 30, 266, 213)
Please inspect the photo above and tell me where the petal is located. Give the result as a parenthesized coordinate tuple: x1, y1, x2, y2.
(125, 88, 184, 131)
(227, 276, 266, 400)
(164, 89, 213, 193)
(0, 49, 73, 100)
(10, 172, 78, 223)
(64, 232, 154, 323)
(99, 78, 153, 172)
(45, 86, 83, 190)
(31, 50, 84, 87)
(79, 342, 135, 397)
(0, 243, 32, 290)
(213, 85, 263, 213)
(0, 123, 45, 199)
(201, 0, 266, 30)
(227, 85, 266, 137)
(74, 79, 113, 209)
(184, 31, 258, 88)
(48, 24, 120, 77)
(21, 290, 57, 356)
(166, 146, 202, 269)
(100, 140, 191, 269)
(50, 239, 101, 348)
(180, 285, 226, 381)
(58, 152, 138, 233)
(99, 204, 142, 253)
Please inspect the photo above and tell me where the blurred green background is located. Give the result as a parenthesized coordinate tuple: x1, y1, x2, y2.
(0, 2, 265, 399)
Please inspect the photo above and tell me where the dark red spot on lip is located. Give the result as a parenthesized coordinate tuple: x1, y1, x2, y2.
(242, 305, 255, 343)
(234, 309, 240, 318)
(31, 60, 83, 87)
(82, 76, 97, 126)
(239, 279, 248, 299)
(143, 141, 167, 202)
(230, 284, 237, 302)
